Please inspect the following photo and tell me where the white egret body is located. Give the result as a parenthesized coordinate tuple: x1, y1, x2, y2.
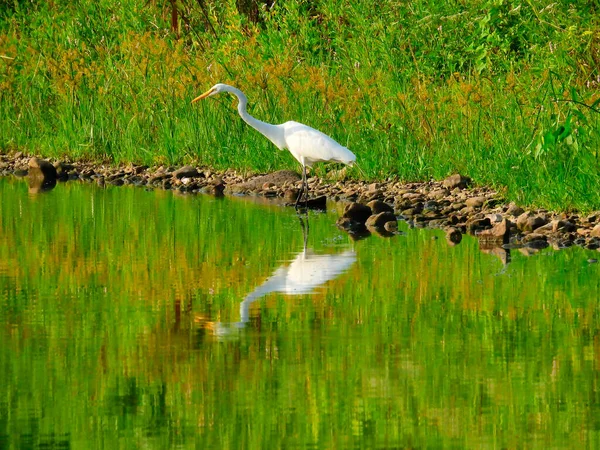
(192, 83, 356, 208)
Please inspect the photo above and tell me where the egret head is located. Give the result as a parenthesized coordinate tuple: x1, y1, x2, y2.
(191, 83, 228, 103)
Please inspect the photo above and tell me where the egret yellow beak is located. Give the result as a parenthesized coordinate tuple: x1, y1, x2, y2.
(191, 88, 215, 104)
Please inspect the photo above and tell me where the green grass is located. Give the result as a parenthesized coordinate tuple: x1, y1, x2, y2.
(1, 0, 600, 210)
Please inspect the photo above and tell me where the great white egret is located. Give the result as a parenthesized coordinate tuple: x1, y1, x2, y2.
(192, 83, 356, 208)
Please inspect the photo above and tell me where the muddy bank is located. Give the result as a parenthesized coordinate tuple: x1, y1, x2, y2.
(2, 152, 600, 258)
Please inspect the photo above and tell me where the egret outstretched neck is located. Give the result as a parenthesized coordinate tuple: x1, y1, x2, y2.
(221, 85, 286, 150)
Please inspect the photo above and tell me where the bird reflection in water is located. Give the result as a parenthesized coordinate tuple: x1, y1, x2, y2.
(207, 216, 356, 338)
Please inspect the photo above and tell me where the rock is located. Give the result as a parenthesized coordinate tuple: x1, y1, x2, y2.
(367, 200, 394, 215)
(133, 165, 149, 174)
(367, 182, 381, 192)
(465, 196, 486, 208)
(522, 233, 547, 244)
(402, 192, 424, 201)
(206, 177, 225, 196)
(445, 228, 463, 245)
(516, 212, 548, 232)
(446, 214, 462, 226)
(343, 202, 372, 224)
(584, 212, 599, 224)
(384, 221, 398, 232)
(466, 217, 492, 235)
(423, 201, 440, 212)
(149, 173, 170, 183)
(358, 190, 383, 203)
(173, 165, 200, 179)
(450, 202, 466, 211)
(551, 220, 577, 233)
(533, 222, 553, 234)
(54, 161, 75, 177)
(300, 195, 327, 210)
(28, 157, 57, 180)
(525, 239, 549, 250)
(232, 170, 301, 191)
(586, 238, 600, 250)
(442, 174, 471, 190)
(577, 227, 591, 236)
(506, 203, 524, 217)
(486, 213, 504, 223)
(428, 188, 449, 200)
(284, 189, 300, 203)
(366, 211, 397, 229)
(479, 218, 510, 241)
(591, 223, 600, 238)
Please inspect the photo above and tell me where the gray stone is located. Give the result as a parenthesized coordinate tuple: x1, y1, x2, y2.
(506, 203, 525, 217)
(522, 233, 547, 244)
(428, 188, 449, 200)
(206, 178, 225, 196)
(445, 228, 463, 245)
(586, 238, 600, 250)
(366, 211, 397, 229)
(551, 220, 577, 233)
(54, 162, 75, 177)
(173, 165, 200, 179)
(343, 202, 372, 223)
(284, 189, 300, 203)
(479, 218, 510, 241)
(465, 196, 486, 208)
(28, 157, 57, 180)
(384, 221, 398, 232)
(232, 170, 301, 191)
(466, 217, 492, 235)
(367, 200, 394, 215)
(442, 174, 471, 190)
(516, 212, 548, 232)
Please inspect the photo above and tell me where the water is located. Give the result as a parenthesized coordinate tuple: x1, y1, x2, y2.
(1, 176, 600, 449)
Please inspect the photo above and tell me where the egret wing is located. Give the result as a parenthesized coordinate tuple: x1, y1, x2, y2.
(283, 121, 356, 166)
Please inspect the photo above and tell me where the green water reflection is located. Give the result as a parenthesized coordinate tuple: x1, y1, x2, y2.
(1, 177, 600, 448)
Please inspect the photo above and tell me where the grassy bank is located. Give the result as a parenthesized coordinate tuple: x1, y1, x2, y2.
(1, 0, 600, 210)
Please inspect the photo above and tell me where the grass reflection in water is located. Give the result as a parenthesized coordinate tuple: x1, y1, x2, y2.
(1, 177, 599, 449)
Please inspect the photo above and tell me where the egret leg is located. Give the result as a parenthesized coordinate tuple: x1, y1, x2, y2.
(295, 164, 308, 210)
(302, 165, 309, 207)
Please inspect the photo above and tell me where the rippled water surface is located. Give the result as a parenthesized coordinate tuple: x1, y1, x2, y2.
(1, 176, 600, 448)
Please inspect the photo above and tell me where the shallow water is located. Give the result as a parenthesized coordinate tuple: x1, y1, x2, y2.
(1, 176, 600, 448)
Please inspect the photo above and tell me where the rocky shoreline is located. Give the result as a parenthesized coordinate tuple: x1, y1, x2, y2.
(2, 152, 600, 260)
